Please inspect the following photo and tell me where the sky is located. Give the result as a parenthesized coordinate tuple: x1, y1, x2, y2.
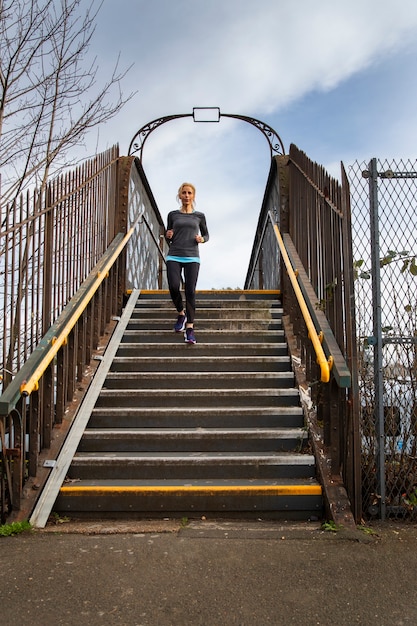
(85, 0, 417, 289)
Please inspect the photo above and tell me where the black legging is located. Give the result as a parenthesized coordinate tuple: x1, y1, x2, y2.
(167, 260, 200, 325)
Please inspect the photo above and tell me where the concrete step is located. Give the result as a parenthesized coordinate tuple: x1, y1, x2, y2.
(88, 406, 305, 429)
(119, 331, 286, 345)
(130, 307, 283, 320)
(126, 319, 282, 331)
(67, 452, 317, 480)
(110, 355, 291, 373)
(135, 290, 281, 303)
(94, 387, 301, 408)
(78, 428, 307, 453)
(103, 371, 295, 389)
(132, 300, 283, 306)
(55, 478, 322, 517)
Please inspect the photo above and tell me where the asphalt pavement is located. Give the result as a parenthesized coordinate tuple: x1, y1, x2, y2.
(1, 518, 416, 625)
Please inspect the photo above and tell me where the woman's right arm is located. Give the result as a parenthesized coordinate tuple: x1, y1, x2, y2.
(165, 212, 173, 241)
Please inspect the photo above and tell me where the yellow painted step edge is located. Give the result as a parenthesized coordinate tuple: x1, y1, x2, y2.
(59, 485, 322, 497)
(128, 289, 281, 296)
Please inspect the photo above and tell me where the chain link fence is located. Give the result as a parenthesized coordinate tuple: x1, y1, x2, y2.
(348, 158, 417, 520)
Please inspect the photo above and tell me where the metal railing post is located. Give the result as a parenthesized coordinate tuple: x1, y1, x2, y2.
(368, 158, 386, 520)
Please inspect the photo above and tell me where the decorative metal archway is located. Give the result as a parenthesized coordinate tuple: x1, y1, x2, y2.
(128, 107, 285, 162)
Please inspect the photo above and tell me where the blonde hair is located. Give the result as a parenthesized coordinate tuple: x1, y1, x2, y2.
(177, 182, 196, 209)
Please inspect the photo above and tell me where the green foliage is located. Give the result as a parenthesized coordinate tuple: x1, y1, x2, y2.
(315, 279, 337, 312)
(0, 520, 32, 537)
(403, 488, 417, 508)
(353, 259, 370, 280)
(48, 512, 71, 525)
(321, 520, 343, 532)
(354, 250, 417, 281)
(401, 257, 417, 276)
(358, 525, 377, 536)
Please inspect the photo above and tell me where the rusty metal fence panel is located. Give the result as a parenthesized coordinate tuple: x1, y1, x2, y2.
(246, 147, 361, 521)
(348, 158, 417, 520)
(0, 148, 169, 522)
(287, 146, 360, 521)
(0, 147, 121, 521)
(0, 147, 119, 390)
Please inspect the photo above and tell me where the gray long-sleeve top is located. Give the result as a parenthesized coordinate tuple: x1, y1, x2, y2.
(166, 210, 209, 259)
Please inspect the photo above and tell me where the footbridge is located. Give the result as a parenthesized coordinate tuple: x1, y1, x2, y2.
(0, 113, 361, 528)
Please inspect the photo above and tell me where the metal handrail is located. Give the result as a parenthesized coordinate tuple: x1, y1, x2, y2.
(269, 211, 332, 384)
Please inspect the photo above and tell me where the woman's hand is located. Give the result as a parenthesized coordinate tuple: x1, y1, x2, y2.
(195, 234, 204, 243)
(166, 229, 174, 240)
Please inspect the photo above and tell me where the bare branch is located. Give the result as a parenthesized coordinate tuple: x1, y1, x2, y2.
(0, 0, 135, 205)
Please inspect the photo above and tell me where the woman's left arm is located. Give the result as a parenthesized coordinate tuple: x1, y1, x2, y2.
(198, 213, 209, 244)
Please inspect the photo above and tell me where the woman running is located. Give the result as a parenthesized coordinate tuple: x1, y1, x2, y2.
(165, 182, 209, 344)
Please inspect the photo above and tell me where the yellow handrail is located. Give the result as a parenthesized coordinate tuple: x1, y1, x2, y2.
(271, 220, 332, 383)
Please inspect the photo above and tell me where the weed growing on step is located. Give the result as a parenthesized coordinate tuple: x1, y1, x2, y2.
(47, 512, 71, 525)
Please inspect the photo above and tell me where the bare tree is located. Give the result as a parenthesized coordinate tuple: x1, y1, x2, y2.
(0, 0, 134, 205)
(0, 0, 134, 385)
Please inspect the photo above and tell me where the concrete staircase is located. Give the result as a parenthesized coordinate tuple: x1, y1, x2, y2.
(54, 290, 323, 520)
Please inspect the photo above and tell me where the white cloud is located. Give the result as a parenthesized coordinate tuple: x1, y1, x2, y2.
(89, 0, 417, 288)
(98, 0, 417, 115)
